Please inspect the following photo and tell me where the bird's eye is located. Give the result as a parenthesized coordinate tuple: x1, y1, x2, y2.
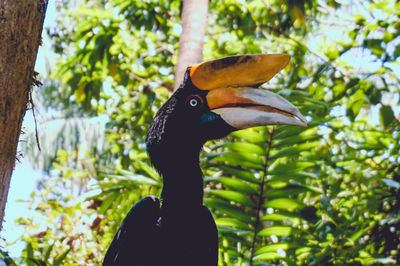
(189, 98, 198, 107)
(185, 95, 203, 108)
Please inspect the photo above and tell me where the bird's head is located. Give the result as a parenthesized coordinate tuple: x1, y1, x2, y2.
(146, 54, 307, 168)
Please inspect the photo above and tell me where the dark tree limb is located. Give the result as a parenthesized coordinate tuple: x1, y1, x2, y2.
(0, 0, 48, 229)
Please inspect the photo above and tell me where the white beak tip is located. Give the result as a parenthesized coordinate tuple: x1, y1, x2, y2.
(292, 109, 308, 127)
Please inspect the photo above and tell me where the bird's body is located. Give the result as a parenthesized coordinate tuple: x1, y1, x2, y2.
(102, 196, 218, 266)
(103, 54, 307, 265)
(104, 74, 221, 265)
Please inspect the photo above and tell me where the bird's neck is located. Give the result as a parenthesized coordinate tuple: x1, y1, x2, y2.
(157, 147, 204, 210)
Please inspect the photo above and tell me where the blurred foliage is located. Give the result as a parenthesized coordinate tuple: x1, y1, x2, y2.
(4, 0, 400, 265)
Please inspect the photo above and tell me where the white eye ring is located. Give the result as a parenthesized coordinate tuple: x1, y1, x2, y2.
(189, 98, 198, 107)
(185, 95, 203, 108)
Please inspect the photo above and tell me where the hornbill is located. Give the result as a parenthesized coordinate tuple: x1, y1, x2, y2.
(103, 54, 307, 266)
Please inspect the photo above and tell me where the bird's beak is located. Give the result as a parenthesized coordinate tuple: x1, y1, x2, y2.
(189, 54, 307, 129)
(206, 87, 307, 128)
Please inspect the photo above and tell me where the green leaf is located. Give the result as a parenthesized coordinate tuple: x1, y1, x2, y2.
(269, 161, 315, 175)
(349, 228, 365, 243)
(270, 147, 300, 160)
(215, 217, 249, 230)
(213, 152, 264, 170)
(270, 183, 321, 195)
(44, 243, 54, 263)
(349, 29, 359, 40)
(295, 141, 321, 151)
(296, 246, 313, 256)
(357, 250, 376, 264)
(255, 243, 298, 256)
(231, 129, 266, 143)
(53, 248, 72, 266)
(264, 198, 306, 211)
(269, 171, 318, 182)
(99, 193, 118, 214)
(226, 142, 265, 155)
(274, 125, 309, 139)
(217, 226, 253, 236)
(258, 226, 301, 236)
(380, 105, 395, 129)
(346, 78, 360, 89)
(204, 198, 253, 224)
(137, 161, 161, 181)
(383, 32, 393, 43)
(25, 243, 35, 266)
(218, 177, 258, 194)
(364, 39, 385, 57)
(273, 130, 320, 148)
(27, 259, 46, 266)
(207, 189, 256, 207)
(346, 89, 365, 121)
(368, 87, 381, 104)
(262, 211, 302, 222)
(217, 165, 260, 184)
(394, 44, 400, 59)
(354, 14, 366, 25)
(331, 82, 346, 100)
(106, 172, 161, 186)
(326, 46, 340, 60)
(253, 253, 284, 261)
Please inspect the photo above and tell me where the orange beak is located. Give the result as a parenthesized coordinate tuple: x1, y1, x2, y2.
(188, 54, 307, 129)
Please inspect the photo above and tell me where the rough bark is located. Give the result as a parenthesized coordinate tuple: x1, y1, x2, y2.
(173, 0, 209, 91)
(0, 0, 48, 229)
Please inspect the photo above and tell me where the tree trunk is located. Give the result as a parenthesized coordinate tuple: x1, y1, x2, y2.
(0, 0, 48, 229)
(173, 0, 209, 91)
